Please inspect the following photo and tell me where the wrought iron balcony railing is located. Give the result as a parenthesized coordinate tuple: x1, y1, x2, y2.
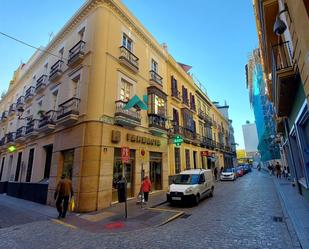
(36, 74, 48, 91)
(6, 132, 16, 143)
(115, 100, 141, 121)
(119, 46, 139, 71)
(49, 60, 64, 80)
(148, 114, 166, 130)
(68, 40, 86, 66)
(38, 110, 57, 128)
(149, 70, 163, 85)
(26, 119, 39, 134)
(25, 86, 35, 101)
(171, 88, 181, 100)
(16, 126, 26, 139)
(57, 97, 80, 120)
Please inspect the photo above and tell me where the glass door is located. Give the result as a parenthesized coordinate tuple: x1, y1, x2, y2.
(112, 149, 135, 202)
(149, 152, 162, 191)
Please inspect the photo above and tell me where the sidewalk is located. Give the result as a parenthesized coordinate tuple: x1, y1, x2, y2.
(0, 191, 182, 233)
(273, 176, 309, 249)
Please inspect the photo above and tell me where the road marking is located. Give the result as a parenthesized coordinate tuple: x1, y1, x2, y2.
(52, 219, 77, 229)
(158, 211, 184, 226)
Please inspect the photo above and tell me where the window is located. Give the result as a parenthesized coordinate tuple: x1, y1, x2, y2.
(173, 108, 179, 124)
(182, 86, 188, 104)
(199, 121, 204, 136)
(185, 149, 190, 169)
(79, 27, 85, 41)
(174, 148, 181, 174)
(120, 78, 132, 101)
(122, 33, 133, 51)
(154, 96, 166, 116)
(71, 75, 80, 98)
(52, 90, 58, 110)
(59, 47, 64, 59)
(151, 59, 158, 73)
(26, 148, 35, 182)
(171, 76, 178, 89)
(197, 99, 201, 112)
(62, 149, 74, 179)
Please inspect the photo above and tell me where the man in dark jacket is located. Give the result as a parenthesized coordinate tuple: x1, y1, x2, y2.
(54, 174, 73, 218)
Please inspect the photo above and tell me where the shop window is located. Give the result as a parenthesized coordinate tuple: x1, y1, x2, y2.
(174, 148, 181, 174)
(62, 149, 74, 179)
(185, 149, 190, 169)
(120, 78, 132, 102)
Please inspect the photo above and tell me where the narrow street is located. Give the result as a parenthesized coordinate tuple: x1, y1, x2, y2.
(0, 169, 299, 249)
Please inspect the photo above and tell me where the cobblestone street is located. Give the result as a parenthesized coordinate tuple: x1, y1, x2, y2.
(0, 169, 300, 249)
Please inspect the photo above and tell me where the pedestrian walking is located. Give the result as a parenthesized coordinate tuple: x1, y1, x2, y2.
(214, 167, 218, 181)
(283, 166, 288, 178)
(275, 162, 281, 178)
(140, 176, 151, 203)
(220, 167, 224, 174)
(54, 174, 74, 219)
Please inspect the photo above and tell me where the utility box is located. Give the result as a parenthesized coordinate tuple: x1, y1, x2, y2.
(117, 180, 127, 203)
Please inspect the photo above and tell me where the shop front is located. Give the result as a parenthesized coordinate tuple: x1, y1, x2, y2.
(108, 127, 168, 204)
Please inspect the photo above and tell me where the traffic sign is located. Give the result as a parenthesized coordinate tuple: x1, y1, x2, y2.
(121, 147, 130, 163)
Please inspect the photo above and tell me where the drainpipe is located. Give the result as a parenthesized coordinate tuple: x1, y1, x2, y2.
(283, 118, 302, 195)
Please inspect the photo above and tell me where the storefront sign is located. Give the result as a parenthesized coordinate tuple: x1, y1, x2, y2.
(173, 135, 183, 146)
(127, 134, 160, 146)
(121, 147, 130, 163)
(201, 151, 209, 157)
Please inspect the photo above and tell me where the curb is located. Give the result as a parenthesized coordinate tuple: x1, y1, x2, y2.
(158, 211, 184, 226)
(272, 179, 303, 249)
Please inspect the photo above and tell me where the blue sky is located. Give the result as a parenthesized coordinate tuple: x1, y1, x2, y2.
(0, 0, 257, 149)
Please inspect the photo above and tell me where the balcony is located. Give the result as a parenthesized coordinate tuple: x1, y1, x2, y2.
(204, 114, 213, 126)
(8, 103, 16, 116)
(15, 126, 26, 143)
(198, 109, 205, 120)
(182, 97, 189, 107)
(118, 46, 139, 73)
(49, 60, 64, 82)
(148, 114, 167, 136)
(16, 96, 25, 110)
(114, 100, 141, 128)
(25, 86, 35, 102)
(171, 125, 200, 144)
(38, 110, 56, 133)
(149, 70, 163, 86)
(272, 41, 298, 117)
(0, 137, 5, 147)
(6, 132, 16, 145)
(68, 40, 86, 67)
(201, 137, 214, 149)
(1, 111, 8, 122)
(25, 119, 39, 138)
(35, 75, 48, 93)
(56, 97, 80, 126)
(171, 88, 181, 101)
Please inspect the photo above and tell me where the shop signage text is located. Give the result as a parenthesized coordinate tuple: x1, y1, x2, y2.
(127, 134, 160, 146)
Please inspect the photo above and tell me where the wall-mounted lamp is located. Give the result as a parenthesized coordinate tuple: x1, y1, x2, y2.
(273, 9, 288, 36)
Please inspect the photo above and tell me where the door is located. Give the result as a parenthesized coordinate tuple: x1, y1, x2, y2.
(149, 152, 162, 191)
(112, 148, 135, 202)
(44, 145, 53, 179)
(14, 152, 22, 182)
(193, 151, 197, 169)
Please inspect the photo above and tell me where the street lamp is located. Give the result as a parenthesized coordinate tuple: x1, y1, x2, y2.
(273, 9, 288, 35)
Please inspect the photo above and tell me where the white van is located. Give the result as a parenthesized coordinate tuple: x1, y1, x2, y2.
(166, 169, 214, 205)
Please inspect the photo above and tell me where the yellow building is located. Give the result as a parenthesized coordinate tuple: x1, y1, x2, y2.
(0, 0, 235, 212)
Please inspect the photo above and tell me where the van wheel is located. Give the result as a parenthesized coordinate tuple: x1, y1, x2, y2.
(193, 194, 200, 206)
(209, 187, 214, 197)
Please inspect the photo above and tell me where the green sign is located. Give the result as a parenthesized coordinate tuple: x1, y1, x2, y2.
(173, 135, 183, 146)
(7, 145, 16, 153)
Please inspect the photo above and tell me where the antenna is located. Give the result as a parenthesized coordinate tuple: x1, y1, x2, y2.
(48, 32, 54, 42)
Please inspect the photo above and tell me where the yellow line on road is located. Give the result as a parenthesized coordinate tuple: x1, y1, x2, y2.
(148, 207, 181, 213)
(158, 211, 184, 226)
(52, 219, 77, 229)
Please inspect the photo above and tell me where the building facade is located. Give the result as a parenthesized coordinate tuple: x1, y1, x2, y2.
(0, 0, 233, 212)
(254, 0, 309, 201)
(246, 49, 280, 163)
(242, 122, 259, 158)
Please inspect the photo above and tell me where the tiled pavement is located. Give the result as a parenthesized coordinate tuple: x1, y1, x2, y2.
(0, 170, 307, 249)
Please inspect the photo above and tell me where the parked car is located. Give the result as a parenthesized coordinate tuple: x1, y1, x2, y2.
(243, 164, 252, 173)
(220, 167, 237, 181)
(167, 169, 214, 206)
(236, 166, 244, 177)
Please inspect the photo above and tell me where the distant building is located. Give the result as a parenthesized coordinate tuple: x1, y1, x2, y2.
(245, 49, 280, 163)
(242, 122, 259, 158)
(213, 102, 237, 166)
